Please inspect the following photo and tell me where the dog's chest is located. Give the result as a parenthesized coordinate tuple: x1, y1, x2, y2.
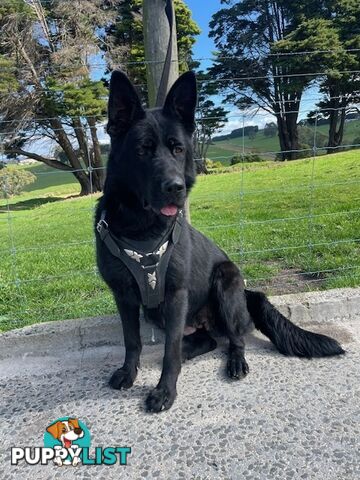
(97, 243, 140, 296)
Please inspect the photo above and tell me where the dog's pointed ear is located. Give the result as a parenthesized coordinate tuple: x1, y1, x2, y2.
(107, 71, 145, 137)
(163, 71, 197, 133)
(46, 421, 61, 439)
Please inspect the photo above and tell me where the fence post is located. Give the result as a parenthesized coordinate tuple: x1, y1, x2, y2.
(143, 0, 179, 108)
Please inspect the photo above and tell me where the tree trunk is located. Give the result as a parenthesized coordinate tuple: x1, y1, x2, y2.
(193, 131, 209, 174)
(72, 117, 89, 165)
(4, 148, 74, 171)
(49, 117, 92, 193)
(275, 111, 300, 160)
(195, 159, 208, 174)
(73, 171, 93, 196)
(327, 98, 346, 154)
(286, 110, 300, 159)
(275, 114, 290, 160)
(87, 116, 105, 191)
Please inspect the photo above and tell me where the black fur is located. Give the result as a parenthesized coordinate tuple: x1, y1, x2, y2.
(95, 71, 345, 413)
(245, 290, 345, 357)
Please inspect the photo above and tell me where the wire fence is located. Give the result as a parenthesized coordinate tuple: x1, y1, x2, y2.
(0, 60, 360, 331)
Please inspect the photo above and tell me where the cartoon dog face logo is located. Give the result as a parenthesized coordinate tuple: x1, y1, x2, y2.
(46, 418, 84, 448)
(46, 418, 84, 466)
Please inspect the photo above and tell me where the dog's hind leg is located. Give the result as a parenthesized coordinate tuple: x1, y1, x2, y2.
(212, 261, 252, 379)
(182, 329, 217, 361)
(109, 297, 142, 390)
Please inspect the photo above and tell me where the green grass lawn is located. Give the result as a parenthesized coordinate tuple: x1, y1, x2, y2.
(0, 150, 359, 331)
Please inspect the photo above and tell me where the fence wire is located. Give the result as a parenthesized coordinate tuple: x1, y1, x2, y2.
(0, 79, 359, 331)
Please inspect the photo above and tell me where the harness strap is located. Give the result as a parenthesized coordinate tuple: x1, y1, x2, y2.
(97, 210, 183, 309)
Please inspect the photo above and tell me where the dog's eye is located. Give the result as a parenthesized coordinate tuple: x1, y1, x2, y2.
(173, 146, 184, 155)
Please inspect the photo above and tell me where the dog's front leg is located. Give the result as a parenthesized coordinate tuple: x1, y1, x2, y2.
(109, 299, 141, 390)
(146, 288, 187, 413)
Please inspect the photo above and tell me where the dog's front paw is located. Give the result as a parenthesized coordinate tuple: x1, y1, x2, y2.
(109, 367, 137, 390)
(227, 353, 249, 380)
(145, 386, 176, 413)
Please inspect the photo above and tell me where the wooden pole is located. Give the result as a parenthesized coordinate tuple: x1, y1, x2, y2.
(143, 0, 191, 221)
(143, 0, 179, 108)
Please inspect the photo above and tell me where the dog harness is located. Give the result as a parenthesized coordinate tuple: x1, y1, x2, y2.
(96, 210, 184, 309)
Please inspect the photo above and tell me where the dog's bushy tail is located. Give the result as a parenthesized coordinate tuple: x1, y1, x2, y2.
(245, 290, 345, 358)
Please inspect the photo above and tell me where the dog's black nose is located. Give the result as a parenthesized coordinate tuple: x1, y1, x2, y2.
(74, 428, 82, 435)
(161, 178, 185, 194)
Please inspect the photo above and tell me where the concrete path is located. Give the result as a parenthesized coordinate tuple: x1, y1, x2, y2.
(1, 321, 359, 479)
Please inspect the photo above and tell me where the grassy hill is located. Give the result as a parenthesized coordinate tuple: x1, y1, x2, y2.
(0, 150, 359, 331)
(208, 119, 360, 163)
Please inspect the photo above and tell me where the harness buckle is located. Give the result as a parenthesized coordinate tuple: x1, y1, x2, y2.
(96, 218, 108, 234)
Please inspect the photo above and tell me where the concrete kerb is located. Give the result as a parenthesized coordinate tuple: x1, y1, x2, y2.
(0, 287, 359, 360)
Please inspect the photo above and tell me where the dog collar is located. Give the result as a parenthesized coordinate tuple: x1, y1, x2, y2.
(96, 209, 184, 308)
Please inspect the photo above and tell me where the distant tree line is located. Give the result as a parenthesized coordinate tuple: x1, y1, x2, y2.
(214, 125, 259, 142)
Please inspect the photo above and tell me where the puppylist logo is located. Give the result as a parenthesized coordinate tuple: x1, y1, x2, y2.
(11, 417, 131, 467)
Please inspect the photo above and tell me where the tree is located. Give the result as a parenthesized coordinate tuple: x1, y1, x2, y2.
(0, 55, 18, 94)
(0, 166, 36, 198)
(0, 0, 113, 195)
(0, 1, 202, 193)
(310, 1, 360, 152)
(263, 122, 278, 137)
(208, 0, 347, 160)
(194, 71, 228, 173)
(247, 126, 257, 140)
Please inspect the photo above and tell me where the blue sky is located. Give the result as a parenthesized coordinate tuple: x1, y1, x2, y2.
(183, 0, 218, 64)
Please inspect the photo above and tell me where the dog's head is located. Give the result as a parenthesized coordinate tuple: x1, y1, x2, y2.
(46, 418, 84, 448)
(105, 71, 197, 217)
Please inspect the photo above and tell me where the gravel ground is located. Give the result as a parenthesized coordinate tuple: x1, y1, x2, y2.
(1, 322, 359, 480)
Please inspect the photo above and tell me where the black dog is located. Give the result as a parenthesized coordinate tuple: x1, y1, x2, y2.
(95, 71, 344, 413)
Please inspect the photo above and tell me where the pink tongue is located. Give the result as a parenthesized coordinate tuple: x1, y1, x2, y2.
(160, 205, 178, 217)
